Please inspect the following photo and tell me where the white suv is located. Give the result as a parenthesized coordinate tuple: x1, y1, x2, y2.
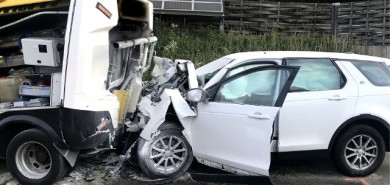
(134, 52, 390, 180)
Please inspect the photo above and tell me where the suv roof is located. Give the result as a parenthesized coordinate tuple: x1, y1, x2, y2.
(224, 51, 387, 63)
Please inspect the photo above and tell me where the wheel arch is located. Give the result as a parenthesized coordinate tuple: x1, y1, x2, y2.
(0, 115, 63, 158)
(165, 105, 182, 126)
(328, 114, 390, 153)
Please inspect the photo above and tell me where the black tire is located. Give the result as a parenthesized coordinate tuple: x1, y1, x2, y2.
(332, 125, 386, 176)
(6, 128, 68, 185)
(137, 122, 193, 179)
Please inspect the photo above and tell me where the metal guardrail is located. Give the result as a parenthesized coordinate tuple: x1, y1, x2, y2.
(150, 0, 223, 16)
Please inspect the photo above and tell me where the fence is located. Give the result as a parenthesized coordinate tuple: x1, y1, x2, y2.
(358, 46, 390, 57)
(336, 1, 389, 45)
(224, 0, 390, 46)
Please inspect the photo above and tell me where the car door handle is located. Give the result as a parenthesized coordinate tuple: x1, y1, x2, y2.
(248, 112, 271, 119)
(328, 95, 347, 101)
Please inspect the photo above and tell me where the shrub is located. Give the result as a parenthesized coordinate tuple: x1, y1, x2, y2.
(153, 19, 362, 67)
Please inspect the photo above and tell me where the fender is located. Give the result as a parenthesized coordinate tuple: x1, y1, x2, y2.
(139, 89, 196, 142)
(0, 115, 62, 143)
(328, 114, 390, 152)
(0, 114, 79, 166)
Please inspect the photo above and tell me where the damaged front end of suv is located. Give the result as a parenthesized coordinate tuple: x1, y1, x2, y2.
(124, 57, 200, 180)
(106, 46, 200, 180)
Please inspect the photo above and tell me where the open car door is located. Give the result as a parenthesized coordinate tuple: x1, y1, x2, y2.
(191, 65, 299, 176)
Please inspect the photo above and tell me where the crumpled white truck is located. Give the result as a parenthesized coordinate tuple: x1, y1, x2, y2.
(0, 0, 156, 184)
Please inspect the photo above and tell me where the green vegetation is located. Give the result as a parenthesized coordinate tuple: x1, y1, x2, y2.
(153, 21, 362, 67)
(271, 0, 356, 2)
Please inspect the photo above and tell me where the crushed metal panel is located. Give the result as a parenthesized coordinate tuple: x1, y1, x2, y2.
(138, 93, 171, 140)
(113, 90, 129, 123)
(176, 116, 195, 144)
(139, 89, 196, 141)
(152, 57, 176, 85)
(196, 57, 233, 76)
(186, 61, 198, 89)
(176, 59, 198, 89)
(125, 76, 143, 114)
(165, 89, 196, 119)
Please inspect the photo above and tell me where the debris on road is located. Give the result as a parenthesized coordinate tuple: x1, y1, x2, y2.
(60, 152, 192, 184)
(0, 172, 13, 185)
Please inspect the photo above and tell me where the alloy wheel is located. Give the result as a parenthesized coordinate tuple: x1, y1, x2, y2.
(344, 134, 378, 170)
(148, 135, 188, 174)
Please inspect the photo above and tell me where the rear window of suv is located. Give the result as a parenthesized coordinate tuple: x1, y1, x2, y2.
(351, 61, 390, 86)
(287, 58, 345, 92)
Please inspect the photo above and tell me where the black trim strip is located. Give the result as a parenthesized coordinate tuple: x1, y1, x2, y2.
(271, 150, 329, 160)
(224, 61, 278, 78)
(274, 67, 299, 107)
(62, 0, 77, 106)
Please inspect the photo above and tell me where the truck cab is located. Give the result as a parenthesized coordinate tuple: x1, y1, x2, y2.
(0, 0, 155, 184)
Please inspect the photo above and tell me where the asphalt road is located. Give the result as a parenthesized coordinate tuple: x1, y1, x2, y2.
(269, 153, 389, 185)
(0, 153, 389, 185)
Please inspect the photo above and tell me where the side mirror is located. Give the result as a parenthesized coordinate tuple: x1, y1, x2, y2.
(186, 88, 209, 103)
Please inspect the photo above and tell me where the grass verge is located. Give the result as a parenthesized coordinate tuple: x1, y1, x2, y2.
(154, 20, 362, 67)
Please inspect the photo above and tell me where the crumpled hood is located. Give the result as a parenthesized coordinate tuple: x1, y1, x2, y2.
(196, 57, 233, 76)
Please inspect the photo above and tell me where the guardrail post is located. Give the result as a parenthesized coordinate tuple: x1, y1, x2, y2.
(219, 16, 225, 32)
(383, 0, 387, 46)
(220, 0, 225, 32)
(331, 2, 340, 36)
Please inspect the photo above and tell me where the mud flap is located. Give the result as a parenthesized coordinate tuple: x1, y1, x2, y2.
(53, 144, 79, 167)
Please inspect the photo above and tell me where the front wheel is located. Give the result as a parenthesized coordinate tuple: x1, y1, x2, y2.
(6, 129, 68, 185)
(137, 123, 193, 179)
(332, 125, 386, 176)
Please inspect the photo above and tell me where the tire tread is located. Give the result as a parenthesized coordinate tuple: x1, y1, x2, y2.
(332, 124, 386, 176)
(137, 122, 193, 181)
(6, 128, 68, 185)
